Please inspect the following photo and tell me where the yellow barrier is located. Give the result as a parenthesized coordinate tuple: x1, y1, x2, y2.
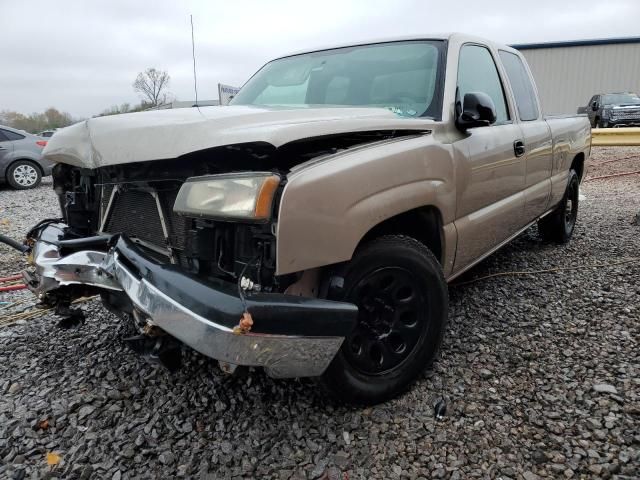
(591, 127, 640, 146)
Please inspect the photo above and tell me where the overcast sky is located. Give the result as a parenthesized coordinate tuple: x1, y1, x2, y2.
(2, 0, 639, 118)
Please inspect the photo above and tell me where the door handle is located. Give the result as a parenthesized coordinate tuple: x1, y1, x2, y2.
(514, 140, 525, 157)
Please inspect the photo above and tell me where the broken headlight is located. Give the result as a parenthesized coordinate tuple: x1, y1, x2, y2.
(173, 172, 280, 221)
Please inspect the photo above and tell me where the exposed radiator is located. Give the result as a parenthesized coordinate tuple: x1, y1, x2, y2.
(100, 185, 189, 256)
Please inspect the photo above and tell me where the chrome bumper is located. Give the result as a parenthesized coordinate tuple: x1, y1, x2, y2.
(26, 226, 357, 378)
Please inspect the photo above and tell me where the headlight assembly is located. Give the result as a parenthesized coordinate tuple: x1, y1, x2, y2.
(173, 172, 281, 221)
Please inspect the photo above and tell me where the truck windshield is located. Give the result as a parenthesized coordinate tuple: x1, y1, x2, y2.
(231, 41, 444, 119)
(603, 93, 640, 105)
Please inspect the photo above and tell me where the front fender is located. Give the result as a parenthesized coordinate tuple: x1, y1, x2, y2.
(276, 134, 456, 275)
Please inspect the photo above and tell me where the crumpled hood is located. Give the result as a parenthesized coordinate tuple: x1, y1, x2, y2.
(43, 105, 434, 169)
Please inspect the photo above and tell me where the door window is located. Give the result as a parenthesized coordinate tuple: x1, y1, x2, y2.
(457, 45, 510, 124)
(0, 131, 8, 142)
(498, 51, 540, 121)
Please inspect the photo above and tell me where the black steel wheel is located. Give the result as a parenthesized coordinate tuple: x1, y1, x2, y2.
(538, 169, 579, 243)
(321, 235, 448, 404)
(342, 266, 428, 375)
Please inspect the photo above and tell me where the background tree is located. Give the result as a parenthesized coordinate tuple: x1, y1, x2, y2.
(133, 68, 170, 106)
(96, 100, 160, 117)
(43, 107, 74, 129)
(98, 103, 132, 117)
(0, 108, 75, 133)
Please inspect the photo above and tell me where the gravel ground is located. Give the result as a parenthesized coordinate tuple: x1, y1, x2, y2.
(1, 148, 639, 479)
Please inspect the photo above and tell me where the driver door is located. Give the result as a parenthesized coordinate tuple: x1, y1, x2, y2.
(452, 44, 526, 273)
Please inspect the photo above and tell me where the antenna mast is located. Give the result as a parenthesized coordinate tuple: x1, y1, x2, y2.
(190, 14, 199, 107)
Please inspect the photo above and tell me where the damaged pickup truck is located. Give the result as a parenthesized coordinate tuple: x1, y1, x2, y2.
(14, 34, 591, 404)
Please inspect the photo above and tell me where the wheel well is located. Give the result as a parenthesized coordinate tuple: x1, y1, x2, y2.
(358, 206, 444, 264)
(571, 153, 585, 181)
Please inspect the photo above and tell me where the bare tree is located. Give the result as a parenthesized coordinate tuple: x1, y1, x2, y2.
(133, 68, 170, 106)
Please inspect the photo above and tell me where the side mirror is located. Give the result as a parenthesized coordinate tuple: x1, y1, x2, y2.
(456, 92, 497, 131)
(591, 102, 599, 111)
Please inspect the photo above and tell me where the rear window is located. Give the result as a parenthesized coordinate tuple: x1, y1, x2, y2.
(1, 129, 26, 141)
(498, 51, 540, 121)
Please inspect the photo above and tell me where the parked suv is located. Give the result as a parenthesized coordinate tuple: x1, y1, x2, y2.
(581, 92, 640, 128)
(0, 125, 54, 189)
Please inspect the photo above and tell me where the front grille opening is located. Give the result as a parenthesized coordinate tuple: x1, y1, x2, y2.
(99, 184, 192, 268)
(106, 190, 166, 246)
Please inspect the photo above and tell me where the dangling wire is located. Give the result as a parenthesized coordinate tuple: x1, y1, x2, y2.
(232, 255, 260, 334)
(237, 254, 260, 313)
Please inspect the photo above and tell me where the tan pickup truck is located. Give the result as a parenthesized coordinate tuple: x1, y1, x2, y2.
(16, 33, 590, 404)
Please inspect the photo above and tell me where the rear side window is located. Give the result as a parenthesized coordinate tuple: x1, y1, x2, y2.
(1, 129, 25, 141)
(0, 131, 8, 142)
(498, 51, 540, 121)
(457, 44, 510, 124)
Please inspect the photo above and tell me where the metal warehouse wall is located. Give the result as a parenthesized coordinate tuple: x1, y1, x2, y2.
(518, 43, 640, 115)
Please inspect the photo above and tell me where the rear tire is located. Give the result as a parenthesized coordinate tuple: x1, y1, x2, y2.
(538, 169, 579, 244)
(6, 160, 42, 189)
(320, 235, 448, 405)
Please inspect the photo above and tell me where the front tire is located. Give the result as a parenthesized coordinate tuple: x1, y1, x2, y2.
(320, 235, 448, 405)
(6, 160, 42, 189)
(538, 169, 579, 243)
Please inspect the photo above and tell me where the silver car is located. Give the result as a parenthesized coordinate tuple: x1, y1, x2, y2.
(0, 125, 54, 189)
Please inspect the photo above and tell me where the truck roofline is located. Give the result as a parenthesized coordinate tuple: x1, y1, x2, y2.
(277, 33, 518, 60)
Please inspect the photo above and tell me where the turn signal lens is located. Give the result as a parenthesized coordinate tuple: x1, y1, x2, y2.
(254, 175, 281, 219)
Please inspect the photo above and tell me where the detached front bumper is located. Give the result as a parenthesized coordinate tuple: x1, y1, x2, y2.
(25, 224, 358, 378)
